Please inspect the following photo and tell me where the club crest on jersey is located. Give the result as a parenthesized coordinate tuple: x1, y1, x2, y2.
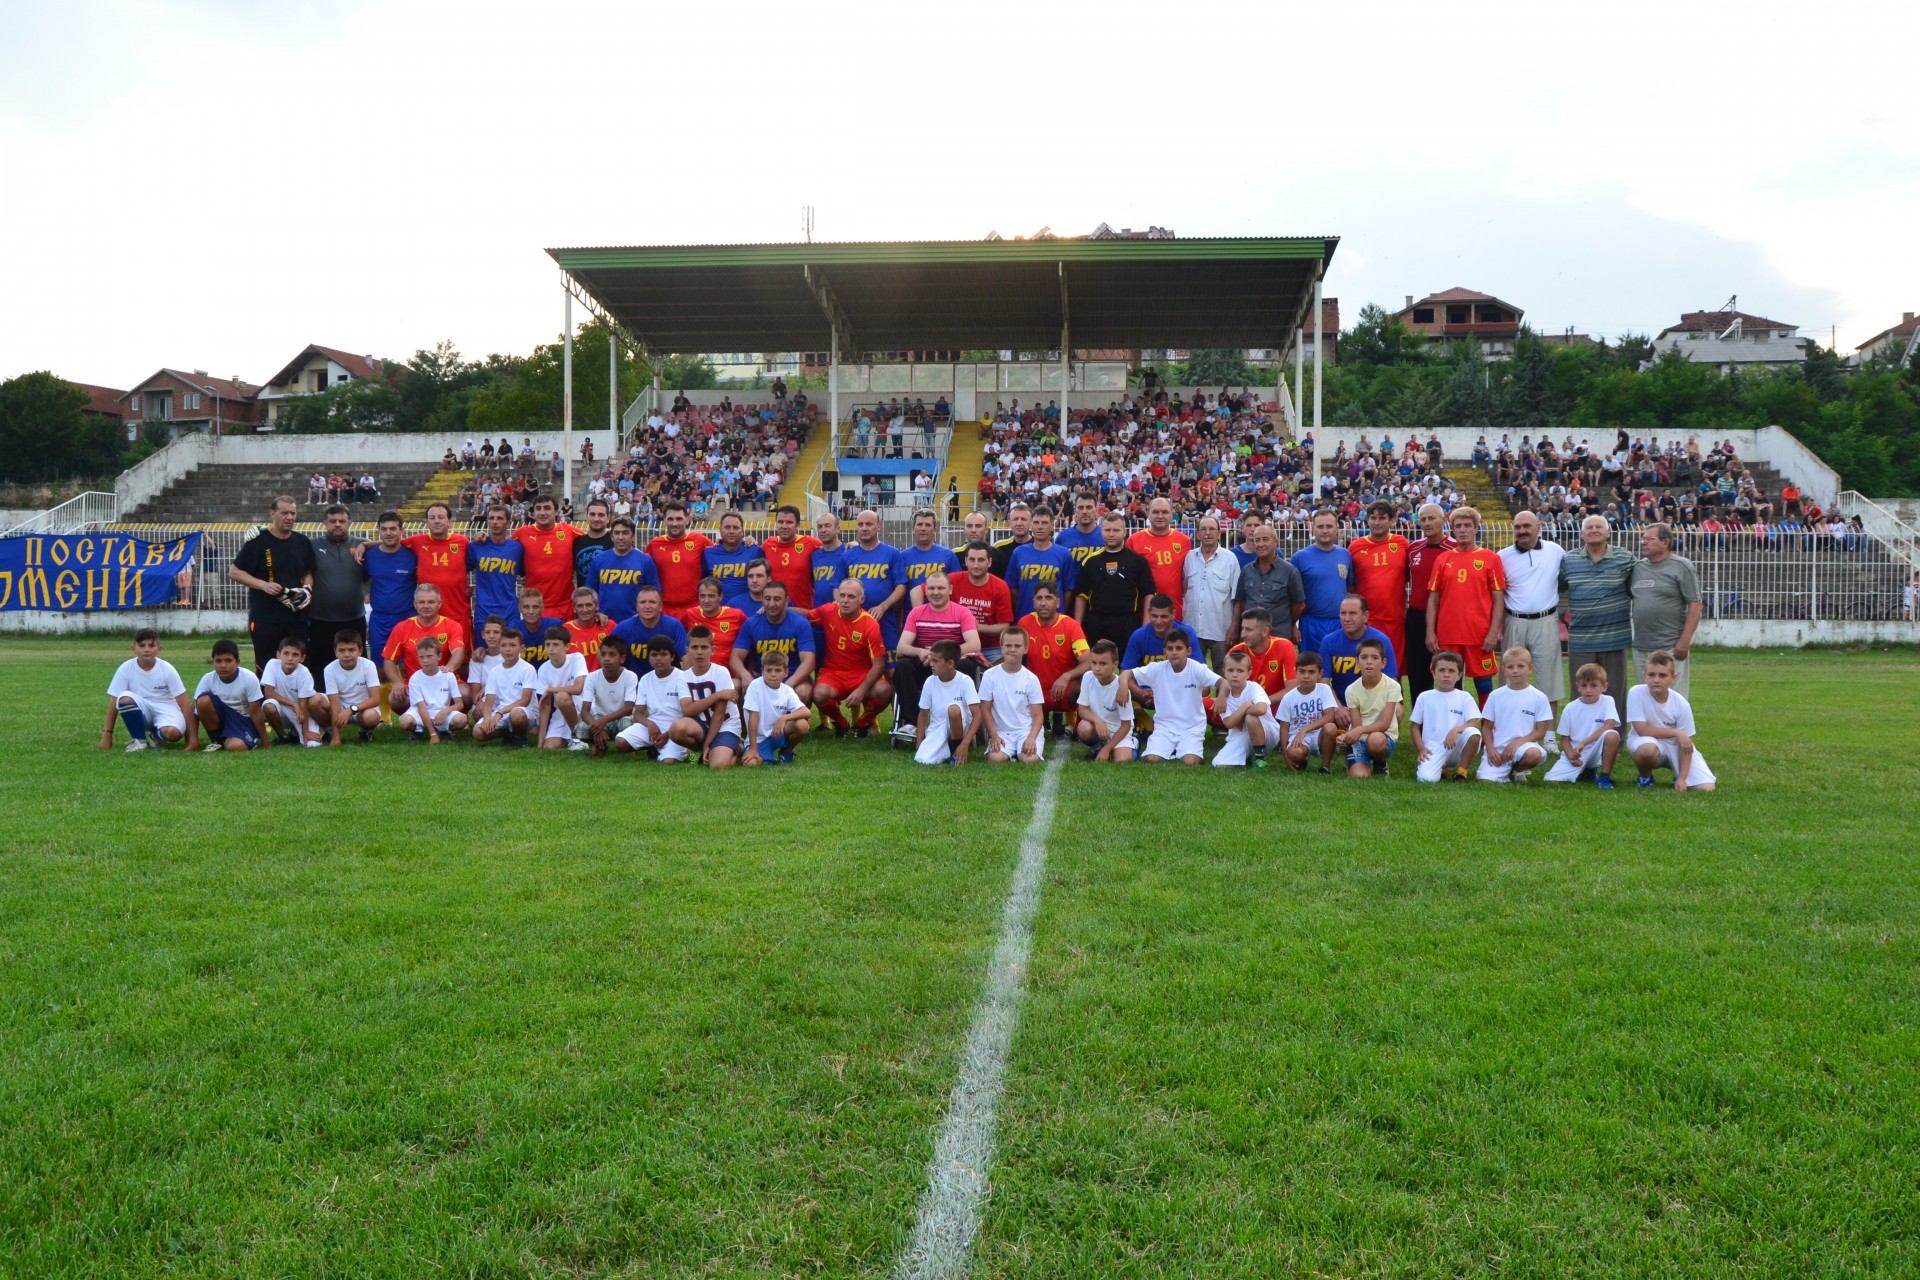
(1472, 557, 1487, 569)
(1053, 633, 1066, 647)
(1338, 564, 1349, 578)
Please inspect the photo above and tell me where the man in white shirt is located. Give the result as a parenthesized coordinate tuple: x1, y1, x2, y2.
(1498, 510, 1568, 710)
(1181, 515, 1240, 673)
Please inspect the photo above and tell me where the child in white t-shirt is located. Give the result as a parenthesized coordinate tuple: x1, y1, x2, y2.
(1409, 650, 1483, 783)
(467, 617, 505, 709)
(103, 627, 193, 752)
(1126, 631, 1216, 765)
(979, 627, 1045, 764)
(534, 625, 589, 749)
(323, 630, 383, 745)
(260, 636, 326, 746)
(743, 648, 811, 765)
(1211, 649, 1279, 768)
(399, 636, 467, 741)
(914, 640, 981, 765)
(1545, 662, 1623, 787)
(616, 638, 698, 762)
(194, 638, 267, 752)
(1477, 647, 1553, 782)
(472, 630, 537, 746)
(1074, 639, 1135, 762)
(577, 637, 639, 756)
(680, 627, 742, 769)
(1277, 654, 1340, 772)
(1626, 651, 1716, 791)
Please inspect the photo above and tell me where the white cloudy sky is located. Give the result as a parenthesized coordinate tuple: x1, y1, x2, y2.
(4, 0, 1916, 388)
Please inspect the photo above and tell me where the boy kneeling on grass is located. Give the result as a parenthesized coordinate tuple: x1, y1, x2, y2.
(1477, 646, 1553, 782)
(744, 647, 811, 766)
(104, 627, 196, 752)
(980, 627, 1046, 764)
(261, 636, 327, 747)
(1545, 662, 1623, 788)
(324, 629, 384, 745)
(1074, 639, 1135, 762)
(399, 636, 467, 743)
(1277, 653, 1340, 773)
(1337, 637, 1401, 778)
(1409, 650, 1482, 783)
(1627, 650, 1717, 792)
(914, 639, 980, 766)
(194, 638, 268, 752)
(1211, 649, 1279, 769)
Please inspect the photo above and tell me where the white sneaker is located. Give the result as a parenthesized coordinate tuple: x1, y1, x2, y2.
(124, 738, 149, 752)
(567, 738, 591, 751)
(202, 742, 225, 753)
(303, 740, 324, 748)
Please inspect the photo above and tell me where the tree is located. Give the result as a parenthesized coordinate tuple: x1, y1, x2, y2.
(1499, 330, 1555, 435)
(0, 373, 124, 483)
(658, 354, 717, 391)
(1448, 338, 1490, 431)
(274, 376, 402, 434)
(465, 323, 653, 436)
(1180, 349, 1259, 387)
(1611, 332, 1653, 371)
(1340, 303, 1429, 367)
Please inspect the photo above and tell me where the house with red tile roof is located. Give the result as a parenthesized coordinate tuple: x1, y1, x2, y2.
(117, 369, 259, 436)
(1393, 288, 1524, 360)
(255, 344, 400, 426)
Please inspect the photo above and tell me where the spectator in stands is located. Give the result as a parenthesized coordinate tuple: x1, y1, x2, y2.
(356, 473, 379, 503)
(1559, 514, 1634, 720)
(308, 472, 328, 504)
(1629, 523, 1701, 699)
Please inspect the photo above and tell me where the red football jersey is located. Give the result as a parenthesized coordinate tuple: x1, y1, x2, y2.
(809, 604, 886, 683)
(382, 614, 469, 679)
(401, 532, 472, 625)
(760, 534, 822, 609)
(1346, 534, 1411, 623)
(1405, 536, 1457, 612)
(646, 531, 713, 610)
(1014, 610, 1089, 696)
(949, 573, 1013, 635)
(512, 523, 583, 616)
(1228, 635, 1299, 697)
(1126, 529, 1193, 615)
(1428, 547, 1508, 646)
(564, 618, 611, 673)
(678, 604, 746, 667)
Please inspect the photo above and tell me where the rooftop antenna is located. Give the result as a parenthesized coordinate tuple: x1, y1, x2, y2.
(801, 205, 814, 244)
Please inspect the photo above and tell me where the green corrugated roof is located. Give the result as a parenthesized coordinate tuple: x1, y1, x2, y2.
(545, 236, 1336, 355)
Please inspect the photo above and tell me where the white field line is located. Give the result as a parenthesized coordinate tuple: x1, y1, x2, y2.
(897, 745, 1067, 1280)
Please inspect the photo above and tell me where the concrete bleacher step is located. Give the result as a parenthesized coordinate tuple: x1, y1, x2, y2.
(938, 424, 987, 501)
(398, 469, 468, 520)
(123, 463, 444, 525)
(773, 423, 834, 512)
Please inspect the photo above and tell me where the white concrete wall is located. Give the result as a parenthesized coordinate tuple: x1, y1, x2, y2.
(0, 608, 247, 635)
(1876, 498, 1920, 527)
(1750, 425, 1840, 507)
(1694, 619, 1919, 647)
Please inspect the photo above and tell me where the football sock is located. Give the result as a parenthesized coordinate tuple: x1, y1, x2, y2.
(117, 704, 150, 740)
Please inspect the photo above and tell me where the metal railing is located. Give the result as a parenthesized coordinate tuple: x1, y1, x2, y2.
(99, 516, 1914, 624)
(1837, 491, 1919, 572)
(2, 491, 119, 536)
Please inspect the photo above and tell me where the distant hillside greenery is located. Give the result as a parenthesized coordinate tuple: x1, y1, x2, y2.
(1315, 304, 1920, 496)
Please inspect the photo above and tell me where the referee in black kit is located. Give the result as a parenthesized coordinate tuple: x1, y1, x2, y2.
(226, 495, 315, 671)
(1073, 512, 1156, 653)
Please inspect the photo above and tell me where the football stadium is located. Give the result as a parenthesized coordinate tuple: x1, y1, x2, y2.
(6, 222, 1918, 1278)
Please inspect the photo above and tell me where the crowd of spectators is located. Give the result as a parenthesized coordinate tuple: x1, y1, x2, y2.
(1481, 429, 1866, 549)
(974, 390, 1464, 532)
(573, 395, 818, 525)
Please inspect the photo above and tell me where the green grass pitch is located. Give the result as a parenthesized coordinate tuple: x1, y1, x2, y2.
(3, 636, 1917, 1277)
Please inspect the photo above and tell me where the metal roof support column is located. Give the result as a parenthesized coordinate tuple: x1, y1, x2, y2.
(1311, 268, 1324, 496)
(1059, 261, 1071, 427)
(829, 326, 840, 486)
(563, 284, 574, 505)
(608, 329, 618, 447)
(1293, 328, 1305, 440)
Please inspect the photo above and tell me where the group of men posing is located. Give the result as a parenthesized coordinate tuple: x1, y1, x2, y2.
(98, 488, 1714, 784)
